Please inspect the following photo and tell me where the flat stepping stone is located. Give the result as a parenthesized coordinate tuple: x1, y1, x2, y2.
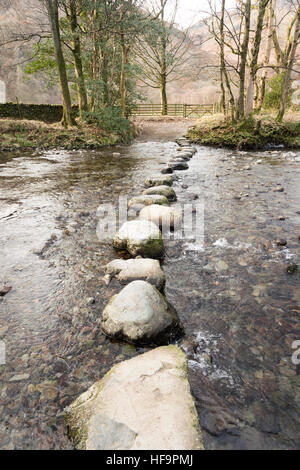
(104, 258, 166, 291)
(128, 195, 169, 208)
(172, 154, 191, 161)
(140, 204, 182, 230)
(143, 185, 177, 202)
(177, 147, 196, 155)
(101, 281, 183, 345)
(145, 175, 174, 188)
(113, 220, 163, 259)
(168, 161, 189, 171)
(65, 346, 204, 450)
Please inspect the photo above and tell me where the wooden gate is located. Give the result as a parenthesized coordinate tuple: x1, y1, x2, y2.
(132, 103, 214, 117)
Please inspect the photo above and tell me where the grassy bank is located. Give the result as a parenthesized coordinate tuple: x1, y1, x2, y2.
(0, 118, 137, 152)
(187, 112, 300, 150)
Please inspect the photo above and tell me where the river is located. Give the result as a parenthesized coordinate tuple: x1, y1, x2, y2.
(0, 121, 299, 449)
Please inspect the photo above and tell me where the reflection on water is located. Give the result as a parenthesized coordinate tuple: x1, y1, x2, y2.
(0, 142, 299, 449)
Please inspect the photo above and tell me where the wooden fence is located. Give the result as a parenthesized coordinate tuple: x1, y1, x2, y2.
(132, 103, 217, 117)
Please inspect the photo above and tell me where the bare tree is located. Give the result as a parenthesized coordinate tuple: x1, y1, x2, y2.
(277, 1, 300, 121)
(60, 0, 88, 119)
(135, 0, 190, 115)
(44, 0, 74, 127)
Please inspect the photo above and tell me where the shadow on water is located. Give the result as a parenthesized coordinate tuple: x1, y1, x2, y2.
(0, 142, 299, 449)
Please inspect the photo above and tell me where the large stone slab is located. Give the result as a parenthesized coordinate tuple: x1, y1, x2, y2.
(128, 195, 169, 208)
(145, 175, 174, 188)
(143, 185, 177, 202)
(140, 204, 182, 230)
(65, 346, 204, 450)
(113, 220, 163, 259)
(101, 281, 182, 345)
(104, 258, 166, 291)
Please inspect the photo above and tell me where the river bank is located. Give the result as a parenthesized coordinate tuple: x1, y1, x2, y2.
(0, 118, 137, 152)
(188, 113, 300, 150)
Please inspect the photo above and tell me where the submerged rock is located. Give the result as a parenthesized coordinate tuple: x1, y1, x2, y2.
(113, 220, 163, 259)
(168, 161, 189, 171)
(65, 346, 203, 450)
(0, 286, 12, 297)
(161, 168, 173, 175)
(139, 204, 182, 230)
(128, 195, 169, 208)
(104, 258, 166, 291)
(145, 175, 173, 188)
(143, 185, 177, 202)
(101, 281, 183, 345)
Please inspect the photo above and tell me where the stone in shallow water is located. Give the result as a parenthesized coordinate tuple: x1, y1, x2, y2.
(172, 153, 192, 161)
(143, 185, 177, 202)
(113, 220, 163, 259)
(128, 195, 169, 208)
(161, 167, 173, 174)
(145, 175, 173, 188)
(168, 161, 189, 171)
(101, 281, 182, 345)
(139, 204, 182, 230)
(104, 258, 166, 291)
(65, 346, 203, 450)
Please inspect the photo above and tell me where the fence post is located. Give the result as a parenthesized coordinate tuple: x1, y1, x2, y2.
(183, 104, 187, 118)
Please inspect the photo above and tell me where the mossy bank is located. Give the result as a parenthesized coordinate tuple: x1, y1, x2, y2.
(188, 114, 300, 151)
(0, 118, 138, 152)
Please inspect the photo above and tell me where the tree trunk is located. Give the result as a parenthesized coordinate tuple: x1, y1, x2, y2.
(67, 0, 88, 119)
(160, 74, 168, 115)
(219, 0, 226, 115)
(256, 0, 275, 111)
(45, 0, 74, 127)
(236, 0, 251, 121)
(90, 5, 99, 111)
(120, 38, 129, 118)
(247, 0, 270, 116)
(277, 5, 300, 122)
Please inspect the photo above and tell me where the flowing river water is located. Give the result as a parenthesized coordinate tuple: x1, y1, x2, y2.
(0, 122, 299, 450)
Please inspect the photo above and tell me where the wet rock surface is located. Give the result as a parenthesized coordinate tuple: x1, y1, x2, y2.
(65, 346, 204, 450)
(104, 258, 166, 291)
(143, 185, 177, 201)
(0, 138, 299, 449)
(113, 220, 163, 259)
(139, 204, 183, 230)
(128, 194, 169, 208)
(101, 281, 183, 345)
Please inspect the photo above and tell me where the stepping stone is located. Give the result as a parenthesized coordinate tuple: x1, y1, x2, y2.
(161, 168, 173, 174)
(177, 147, 196, 155)
(128, 195, 169, 208)
(143, 185, 177, 202)
(65, 346, 204, 450)
(172, 154, 191, 161)
(169, 158, 187, 163)
(145, 175, 174, 188)
(104, 258, 166, 291)
(113, 220, 163, 259)
(168, 161, 189, 171)
(139, 204, 182, 230)
(101, 281, 183, 345)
